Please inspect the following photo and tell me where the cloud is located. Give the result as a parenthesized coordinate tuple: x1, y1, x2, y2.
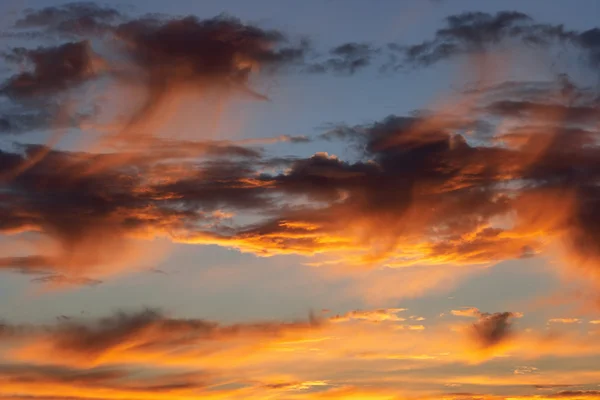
(192, 78, 600, 279)
(381, 10, 600, 74)
(1, 6, 313, 143)
(0, 5, 599, 288)
(6, 306, 592, 369)
(329, 308, 407, 323)
(262, 380, 330, 391)
(450, 308, 525, 354)
(109, 15, 307, 134)
(2, 4, 600, 400)
(451, 308, 481, 318)
(115, 14, 306, 79)
(484, 100, 600, 125)
(3, 308, 321, 367)
(2, 307, 600, 400)
(0, 106, 64, 134)
(0, 72, 598, 284)
(574, 28, 600, 66)
(0, 362, 212, 399)
(1, 307, 600, 399)
(469, 311, 518, 349)
(307, 42, 380, 75)
(13, 2, 122, 36)
(1, 41, 99, 98)
(513, 365, 538, 375)
(548, 318, 582, 324)
(0, 140, 275, 277)
(396, 11, 573, 67)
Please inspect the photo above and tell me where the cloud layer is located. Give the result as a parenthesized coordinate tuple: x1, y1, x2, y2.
(1, 3, 600, 398)
(0, 307, 599, 399)
(0, 4, 599, 285)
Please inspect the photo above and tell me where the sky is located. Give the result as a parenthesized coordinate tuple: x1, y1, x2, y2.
(0, 0, 600, 399)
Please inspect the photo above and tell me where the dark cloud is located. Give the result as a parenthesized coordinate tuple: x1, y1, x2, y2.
(108, 14, 307, 133)
(0, 308, 321, 361)
(0, 109, 53, 134)
(205, 110, 517, 263)
(469, 311, 517, 348)
(307, 42, 379, 74)
(3, 4, 600, 104)
(2, 3, 600, 398)
(167, 78, 600, 271)
(387, 10, 600, 71)
(13, 2, 122, 36)
(0, 141, 270, 277)
(0, 363, 126, 385)
(0, 4, 600, 278)
(1, 41, 98, 98)
(2, 7, 311, 138)
(284, 134, 311, 143)
(575, 28, 600, 66)
(396, 11, 574, 67)
(484, 100, 600, 125)
(0, 101, 97, 134)
(0, 362, 209, 396)
(319, 124, 367, 142)
(0, 309, 324, 399)
(0, 76, 599, 274)
(114, 14, 304, 85)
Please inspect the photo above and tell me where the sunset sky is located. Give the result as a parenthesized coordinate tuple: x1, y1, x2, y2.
(1, 0, 600, 399)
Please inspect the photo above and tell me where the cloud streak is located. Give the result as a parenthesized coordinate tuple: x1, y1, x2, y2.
(0, 308, 599, 399)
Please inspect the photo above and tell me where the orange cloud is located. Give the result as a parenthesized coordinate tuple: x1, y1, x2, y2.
(330, 308, 407, 323)
(548, 318, 582, 324)
(1, 56, 599, 290)
(451, 308, 482, 317)
(2, 4, 600, 400)
(0, 307, 599, 400)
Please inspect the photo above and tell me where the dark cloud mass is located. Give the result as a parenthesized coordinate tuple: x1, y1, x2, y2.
(0, 308, 320, 361)
(1, 6, 313, 137)
(0, 3, 599, 281)
(117, 15, 300, 82)
(1, 41, 97, 98)
(394, 11, 594, 68)
(1, 5, 599, 136)
(0, 308, 321, 398)
(0, 141, 269, 277)
(0, 77, 600, 277)
(111, 14, 307, 130)
(469, 311, 517, 348)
